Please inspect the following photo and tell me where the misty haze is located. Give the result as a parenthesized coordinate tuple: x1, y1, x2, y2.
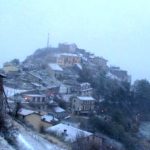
(0, 1, 150, 150)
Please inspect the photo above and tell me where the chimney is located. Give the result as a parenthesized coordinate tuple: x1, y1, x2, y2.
(63, 129, 67, 136)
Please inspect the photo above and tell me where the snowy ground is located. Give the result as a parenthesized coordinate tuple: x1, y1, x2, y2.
(139, 122, 150, 139)
(0, 136, 15, 150)
(16, 128, 65, 150)
(0, 120, 66, 150)
(0, 130, 65, 150)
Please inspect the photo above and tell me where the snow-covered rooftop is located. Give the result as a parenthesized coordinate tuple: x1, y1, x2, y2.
(80, 82, 90, 86)
(4, 86, 27, 97)
(24, 94, 46, 97)
(48, 63, 63, 71)
(31, 83, 42, 87)
(106, 72, 120, 81)
(75, 63, 82, 70)
(82, 57, 88, 61)
(18, 108, 35, 116)
(61, 53, 78, 57)
(47, 123, 92, 142)
(56, 53, 78, 57)
(89, 55, 95, 59)
(77, 96, 95, 101)
(41, 115, 58, 122)
(0, 73, 6, 78)
(62, 94, 73, 102)
(54, 106, 65, 113)
(28, 72, 43, 80)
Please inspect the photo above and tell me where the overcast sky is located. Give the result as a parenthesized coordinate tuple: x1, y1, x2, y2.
(0, 0, 150, 81)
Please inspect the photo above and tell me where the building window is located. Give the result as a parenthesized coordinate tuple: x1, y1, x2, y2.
(32, 97, 36, 102)
(37, 97, 40, 102)
(42, 97, 45, 102)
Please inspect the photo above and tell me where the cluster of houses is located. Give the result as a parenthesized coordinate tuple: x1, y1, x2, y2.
(0, 43, 128, 149)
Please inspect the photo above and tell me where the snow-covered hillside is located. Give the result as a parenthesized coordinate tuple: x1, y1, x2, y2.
(16, 131, 64, 150)
(0, 121, 66, 150)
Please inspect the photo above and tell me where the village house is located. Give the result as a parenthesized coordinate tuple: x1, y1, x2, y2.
(23, 94, 48, 110)
(53, 106, 66, 119)
(59, 84, 77, 94)
(71, 96, 96, 115)
(3, 62, 20, 74)
(72, 134, 104, 150)
(46, 123, 92, 143)
(56, 53, 81, 67)
(26, 72, 43, 84)
(78, 82, 93, 96)
(63, 68, 79, 81)
(48, 63, 63, 79)
(58, 43, 77, 53)
(89, 56, 108, 68)
(18, 108, 52, 131)
(60, 94, 73, 109)
(45, 85, 60, 96)
(41, 114, 58, 124)
(59, 80, 79, 95)
(31, 82, 43, 89)
(18, 108, 36, 119)
(59, 84, 69, 94)
(109, 66, 131, 82)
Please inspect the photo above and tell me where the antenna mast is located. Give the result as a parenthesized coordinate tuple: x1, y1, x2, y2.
(47, 33, 50, 48)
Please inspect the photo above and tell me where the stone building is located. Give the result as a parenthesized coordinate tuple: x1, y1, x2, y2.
(109, 66, 131, 82)
(18, 108, 52, 131)
(58, 43, 77, 53)
(57, 53, 81, 67)
(79, 82, 93, 96)
(89, 56, 108, 69)
(48, 63, 63, 78)
(3, 62, 19, 73)
(71, 96, 95, 115)
(23, 94, 48, 110)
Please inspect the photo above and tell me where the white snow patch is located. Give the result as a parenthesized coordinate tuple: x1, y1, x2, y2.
(139, 122, 150, 139)
(77, 96, 95, 101)
(106, 72, 120, 81)
(17, 130, 64, 150)
(60, 53, 78, 57)
(75, 63, 82, 70)
(4, 86, 27, 97)
(49, 63, 63, 71)
(54, 106, 65, 113)
(41, 115, 58, 122)
(18, 108, 35, 116)
(17, 134, 34, 150)
(0, 136, 15, 150)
